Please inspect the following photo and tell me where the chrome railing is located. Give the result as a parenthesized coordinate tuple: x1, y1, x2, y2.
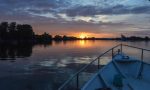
(58, 44, 150, 90)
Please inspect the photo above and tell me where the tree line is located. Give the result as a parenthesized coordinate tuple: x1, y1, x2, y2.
(0, 22, 34, 42)
(120, 34, 150, 41)
(0, 22, 80, 44)
(0, 22, 149, 44)
(0, 43, 33, 60)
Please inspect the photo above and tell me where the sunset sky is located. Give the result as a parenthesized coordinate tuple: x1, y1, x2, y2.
(0, 0, 150, 38)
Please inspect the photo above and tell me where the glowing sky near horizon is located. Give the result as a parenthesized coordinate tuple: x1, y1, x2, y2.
(0, 0, 150, 37)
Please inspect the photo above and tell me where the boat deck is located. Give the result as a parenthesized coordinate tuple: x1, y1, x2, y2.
(82, 54, 150, 90)
(59, 44, 150, 90)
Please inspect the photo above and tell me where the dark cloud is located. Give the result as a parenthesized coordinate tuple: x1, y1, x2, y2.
(131, 6, 150, 14)
(65, 5, 97, 17)
(127, 30, 150, 36)
(0, 0, 58, 8)
(0, 0, 150, 18)
(65, 5, 150, 17)
(0, 0, 69, 15)
(0, 0, 149, 36)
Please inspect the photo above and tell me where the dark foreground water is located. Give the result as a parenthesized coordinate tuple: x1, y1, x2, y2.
(0, 40, 150, 90)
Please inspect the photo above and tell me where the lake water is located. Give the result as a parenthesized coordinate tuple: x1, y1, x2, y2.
(0, 40, 150, 90)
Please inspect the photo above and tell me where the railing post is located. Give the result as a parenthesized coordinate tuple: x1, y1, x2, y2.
(98, 57, 100, 69)
(120, 44, 123, 54)
(138, 49, 144, 79)
(141, 49, 144, 61)
(112, 48, 114, 59)
(77, 73, 79, 90)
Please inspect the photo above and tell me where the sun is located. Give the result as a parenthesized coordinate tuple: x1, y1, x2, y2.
(79, 33, 87, 39)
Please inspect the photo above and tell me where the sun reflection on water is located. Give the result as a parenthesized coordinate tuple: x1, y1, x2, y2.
(78, 40, 93, 48)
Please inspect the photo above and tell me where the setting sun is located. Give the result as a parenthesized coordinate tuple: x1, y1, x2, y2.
(79, 33, 87, 39)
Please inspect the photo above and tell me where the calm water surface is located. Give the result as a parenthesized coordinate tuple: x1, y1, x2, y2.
(0, 40, 150, 90)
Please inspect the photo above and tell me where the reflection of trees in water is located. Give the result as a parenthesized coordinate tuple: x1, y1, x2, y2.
(0, 43, 33, 60)
(36, 41, 53, 48)
(0, 41, 53, 60)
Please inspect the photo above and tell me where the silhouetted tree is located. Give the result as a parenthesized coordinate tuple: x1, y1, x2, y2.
(34, 32, 53, 44)
(54, 35, 62, 41)
(0, 22, 35, 42)
(145, 36, 149, 41)
(8, 22, 17, 40)
(63, 35, 68, 40)
(38, 32, 52, 42)
(0, 22, 8, 40)
(16, 24, 22, 41)
(23, 24, 34, 40)
(62, 35, 78, 40)
(16, 24, 34, 41)
(42, 32, 52, 40)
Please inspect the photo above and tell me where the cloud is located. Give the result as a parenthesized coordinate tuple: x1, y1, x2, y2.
(1, 0, 150, 18)
(65, 5, 150, 17)
(0, 0, 150, 37)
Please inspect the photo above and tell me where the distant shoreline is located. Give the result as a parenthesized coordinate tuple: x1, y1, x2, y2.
(0, 22, 149, 43)
(0, 37, 149, 44)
